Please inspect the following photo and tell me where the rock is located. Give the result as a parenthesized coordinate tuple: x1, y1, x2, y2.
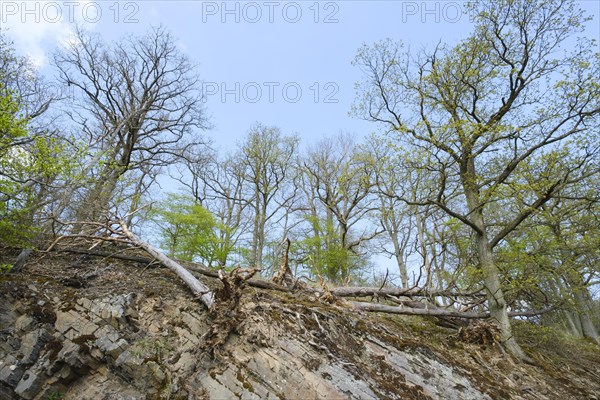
(1, 253, 600, 400)
(14, 315, 34, 332)
(173, 352, 195, 373)
(14, 366, 46, 399)
(56, 340, 98, 373)
(19, 329, 51, 366)
(95, 329, 129, 359)
(182, 311, 204, 332)
(87, 293, 136, 329)
(61, 366, 145, 400)
(0, 355, 24, 387)
(55, 310, 99, 338)
(11, 249, 32, 273)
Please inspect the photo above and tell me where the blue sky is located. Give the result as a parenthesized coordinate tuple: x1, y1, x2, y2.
(8, 1, 598, 150)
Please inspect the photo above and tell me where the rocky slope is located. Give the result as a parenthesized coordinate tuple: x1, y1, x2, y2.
(1, 248, 599, 399)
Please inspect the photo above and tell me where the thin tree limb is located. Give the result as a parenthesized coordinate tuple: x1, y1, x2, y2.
(118, 221, 215, 309)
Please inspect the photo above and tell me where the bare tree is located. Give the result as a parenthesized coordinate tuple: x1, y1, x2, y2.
(298, 134, 380, 283)
(362, 134, 414, 287)
(173, 144, 253, 268)
(0, 31, 57, 123)
(53, 25, 208, 230)
(239, 124, 299, 271)
(353, 0, 599, 360)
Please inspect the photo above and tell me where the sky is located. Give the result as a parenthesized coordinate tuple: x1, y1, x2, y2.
(5, 0, 597, 151)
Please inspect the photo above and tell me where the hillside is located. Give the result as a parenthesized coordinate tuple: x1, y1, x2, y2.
(1, 247, 599, 400)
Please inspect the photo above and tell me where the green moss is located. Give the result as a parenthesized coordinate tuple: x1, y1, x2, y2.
(30, 304, 57, 324)
(45, 339, 64, 362)
(72, 334, 96, 353)
(236, 368, 255, 393)
(46, 391, 65, 400)
(130, 337, 174, 361)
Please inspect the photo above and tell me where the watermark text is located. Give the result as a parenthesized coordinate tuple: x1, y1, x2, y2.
(200, 2, 339, 23)
(0, 1, 140, 24)
(202, 81, 339, 104)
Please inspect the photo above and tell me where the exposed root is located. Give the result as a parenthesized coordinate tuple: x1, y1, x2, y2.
(201, 267, 259, 359)
(458, 320, 502, 346)
(318, 275, 335, 304)
(272, 237, 292, 286)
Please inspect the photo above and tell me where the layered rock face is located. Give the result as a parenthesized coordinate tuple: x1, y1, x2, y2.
(0, 290, 488, 399)
(1, 253, 599, 399)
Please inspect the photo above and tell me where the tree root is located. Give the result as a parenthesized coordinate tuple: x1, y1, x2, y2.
(201, 267, 259, 359)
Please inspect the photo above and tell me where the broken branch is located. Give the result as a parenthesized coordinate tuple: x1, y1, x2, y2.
(119, 221, 215, 309)
(350, 301, 555, 319)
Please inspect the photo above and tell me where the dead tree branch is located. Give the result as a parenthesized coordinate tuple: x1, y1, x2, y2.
(119, 221, 215, 309)
(350, 301, 555, 319)
(331, 286, 484, 298)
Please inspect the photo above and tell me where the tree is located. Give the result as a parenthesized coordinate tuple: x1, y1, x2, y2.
(0, 33, 70, 244)
(296, 134, 379, 283)
(151, 193, 226, 266)
(361, 134, 414, 287)
(0, 31, 56, 124)
(353, 0, 599, 360)
(239, 124, 299, 271)
(172, 145, 252, 268)
(496, 186, 599, 343)
(0, 83, 32, 243)
(53, 25, 208, 231)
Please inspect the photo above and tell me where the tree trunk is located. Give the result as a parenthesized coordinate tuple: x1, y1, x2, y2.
(73, 166, 121, 235)
(563, 271, 600, 343)
(463, 156, 529, 362)
(551, 224, 599, 343)
(415, 212, 433, 288)
(250, 190, 261, 269)
(477, 234, 530, 361)
(384, 215, 409, 288)
(575, 292, 600, 344)
(41, 144, 109, 234)
(564, 310, 583, 337)
(393, 238, 409, 288)
(256, 204, 267, 271)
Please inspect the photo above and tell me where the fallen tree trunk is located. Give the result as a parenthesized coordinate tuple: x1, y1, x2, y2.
(332, 286, 484, 298)
(49, 240, 553, 320)
(350, 301, 488, 318)
(350, 301, 555, 319)
(119, 221, 215, 309)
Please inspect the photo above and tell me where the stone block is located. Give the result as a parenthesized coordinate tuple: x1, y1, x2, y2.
(14, 367, 46, 400)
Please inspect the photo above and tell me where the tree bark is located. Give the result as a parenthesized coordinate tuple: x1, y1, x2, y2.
(476, 233, 531, 361)
(350, 301, 554, 319)
(463, 160, 529, 361)
(575, 291, 600, 344)
(564, 311, 583, 337)
(330, 286, 483, 298)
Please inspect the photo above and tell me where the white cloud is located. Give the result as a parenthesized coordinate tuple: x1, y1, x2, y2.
(1, 0, 98, 67)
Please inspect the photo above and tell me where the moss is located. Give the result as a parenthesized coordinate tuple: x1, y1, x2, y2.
(236, 368, 255, 393)
(367, 355, 431, 400)
(131, 337, 174, 361)
(72, 334, 96, 353)
(30, 304, 57, 324)
(45, 339, 64, 362)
